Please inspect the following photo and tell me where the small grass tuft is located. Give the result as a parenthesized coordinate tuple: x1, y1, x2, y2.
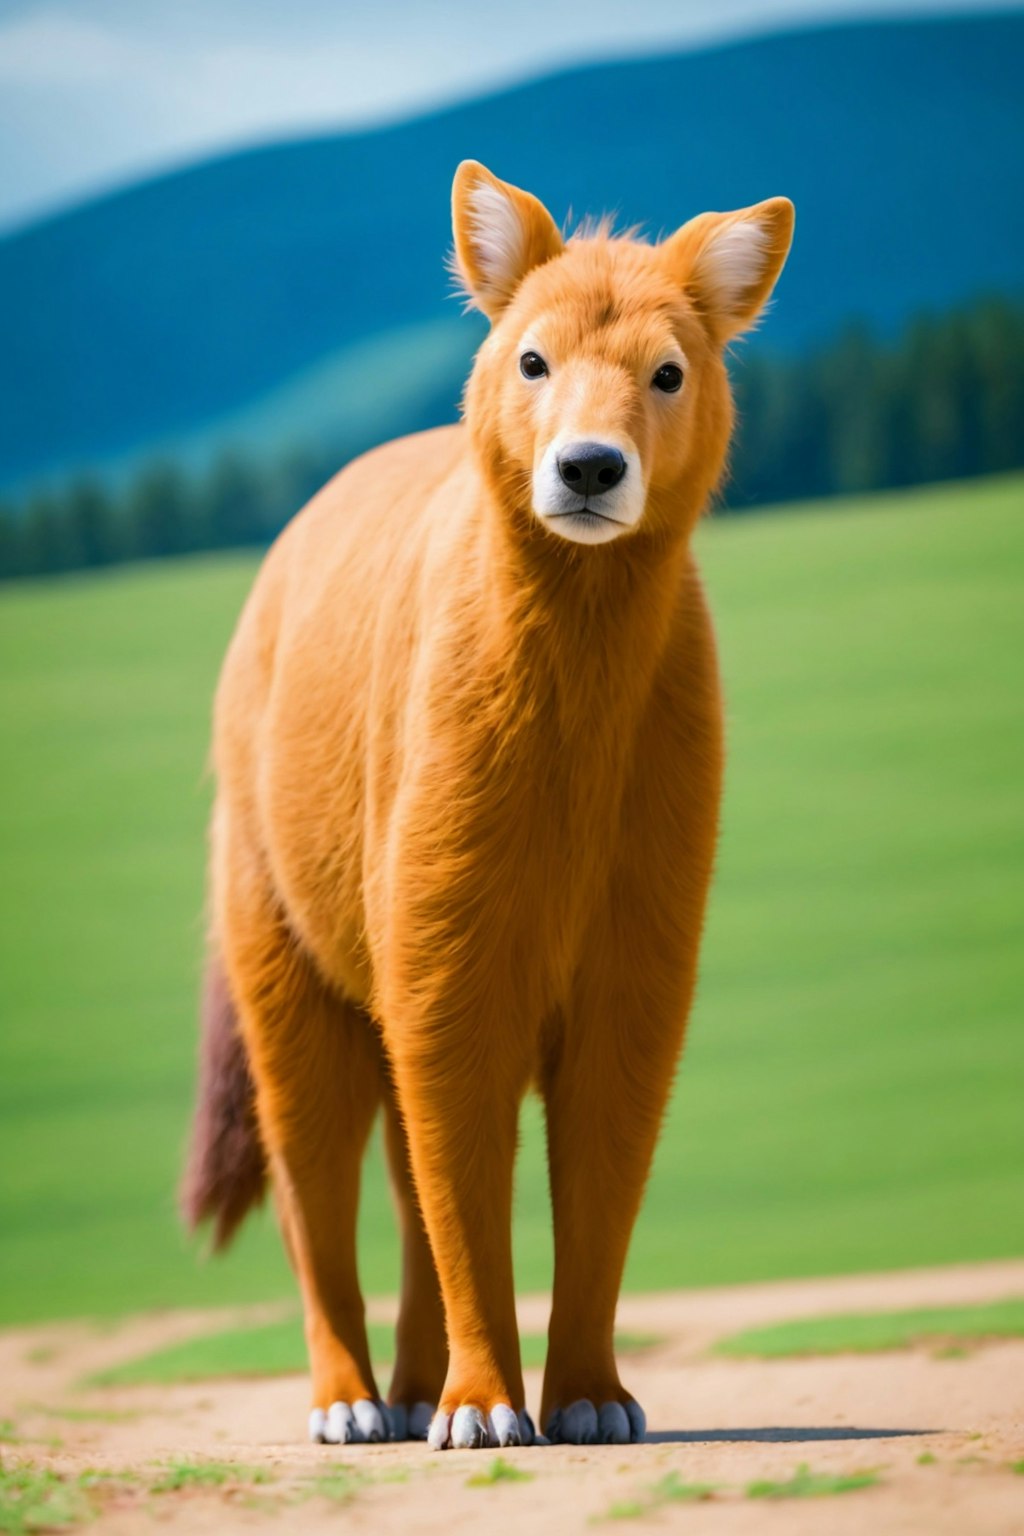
(595, 1468, 716, 1520)
(34, 1405, 138, 1425)
(150, 1459, 273, 1493)
(746, 1463, 879, 1499)
(1010, 1460, 1024, 1475)
(0, 1463, 92, 1534)
(649, 1471, 715, 1503)
(601, 1498, 648, 1520)
(75, 1468, 142, 1490)
(917, 1452, 937, 1466)
(300, 1466, 364, 1505)
(466, 1457, 534, 1487)
(23, 1348, 56, 1367)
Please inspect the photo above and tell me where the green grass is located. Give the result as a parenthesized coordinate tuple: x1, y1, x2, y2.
(32, 1406, 137, 1424)
(599, 1471, 716, 1520)
(746, 1463, 880, 1499)
(0, 1458, 410, 1530)
(0, 1457, 407, 1533)
(149, 1460, 270, 1493)
(716, 1296, 1024, 1358)
(466, 1457, 534, 1487)
(1, 474, 1022, 1324)
(85, 1317, 655, 1386)
(0, 1464, 92, 1534)
(300, 1467, 362, 1506)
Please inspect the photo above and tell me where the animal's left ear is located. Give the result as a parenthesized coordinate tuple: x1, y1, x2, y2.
(665, 198, 795, 342)
(451, 160, 563, 320)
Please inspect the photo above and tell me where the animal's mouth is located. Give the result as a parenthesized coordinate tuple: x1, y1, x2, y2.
(546, 505, 628, 528)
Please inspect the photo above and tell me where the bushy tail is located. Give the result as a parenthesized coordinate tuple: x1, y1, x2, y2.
(181, 952, 267, 1250)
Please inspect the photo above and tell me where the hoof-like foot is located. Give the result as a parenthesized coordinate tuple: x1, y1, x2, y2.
(308, 1398, 391, 1444)
(387, 1400, 435, 1442)
(546, 1398, 646, 1445)
(427, 1403, 536, 1451)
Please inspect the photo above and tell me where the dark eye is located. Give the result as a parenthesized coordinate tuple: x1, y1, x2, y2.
(520, 351, 548, 379)
(652, 363, 683, 393)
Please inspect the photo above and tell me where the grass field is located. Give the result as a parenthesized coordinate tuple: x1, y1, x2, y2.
(715, 1297, 1024, 1358)
(1, 474, 1021, 1326)
(85, 1322, 657, 1387)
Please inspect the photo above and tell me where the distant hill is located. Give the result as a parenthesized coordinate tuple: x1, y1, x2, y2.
(1, 10, 1022, 495)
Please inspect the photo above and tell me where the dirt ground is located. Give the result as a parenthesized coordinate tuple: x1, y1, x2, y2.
(2, 1259, 1023, 1534)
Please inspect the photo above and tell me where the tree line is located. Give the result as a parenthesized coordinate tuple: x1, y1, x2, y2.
(727, 295, 1024, 507)
(0, 447, 334, 584)
(2, 294, 1021, 581)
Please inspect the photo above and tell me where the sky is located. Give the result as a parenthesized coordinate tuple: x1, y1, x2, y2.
(0, 0, 1015, 231)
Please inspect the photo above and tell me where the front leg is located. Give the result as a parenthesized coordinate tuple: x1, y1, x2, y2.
(385, 1000, 537, 1450)
(541, 774, 719, 1438)
(541, 584, 722, 1442)
(540, 949, 693, 1445)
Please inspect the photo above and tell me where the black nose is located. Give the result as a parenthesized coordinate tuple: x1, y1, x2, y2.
(556, 442, 626, 498)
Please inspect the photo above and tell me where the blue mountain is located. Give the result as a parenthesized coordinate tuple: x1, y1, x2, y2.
(1, 10, 1021, 494)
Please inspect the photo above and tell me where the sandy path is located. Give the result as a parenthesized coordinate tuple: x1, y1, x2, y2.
(2, 1259, 1022, 1534)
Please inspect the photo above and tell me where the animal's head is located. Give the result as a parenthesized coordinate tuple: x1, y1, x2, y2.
(453, 161, 794, 548)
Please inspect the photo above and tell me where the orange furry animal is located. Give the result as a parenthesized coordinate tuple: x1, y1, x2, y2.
(183, 161, 794, 1450)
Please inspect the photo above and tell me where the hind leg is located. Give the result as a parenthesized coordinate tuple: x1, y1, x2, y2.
(218, 851, 387, 1444)
(381, 1091, 448, 1440)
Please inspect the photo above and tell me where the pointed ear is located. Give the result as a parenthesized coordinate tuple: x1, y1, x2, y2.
(665, 198, 795, 342)
(451, 160, 563, 319)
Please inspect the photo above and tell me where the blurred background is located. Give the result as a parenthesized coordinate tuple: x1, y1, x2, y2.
(0, 0, 1021, 1329)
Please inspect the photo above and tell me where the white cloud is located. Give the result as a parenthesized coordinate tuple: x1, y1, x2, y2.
(0, 7, 151, 82)
(0, 0, 1014, 230)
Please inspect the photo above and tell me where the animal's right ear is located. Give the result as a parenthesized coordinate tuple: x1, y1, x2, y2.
(451, 161, 563, 320)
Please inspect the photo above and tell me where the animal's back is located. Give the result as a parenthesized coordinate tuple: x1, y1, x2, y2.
(211, 421, 471, 1001)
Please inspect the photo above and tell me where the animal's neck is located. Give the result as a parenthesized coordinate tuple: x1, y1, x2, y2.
(476, 485, 690, 750)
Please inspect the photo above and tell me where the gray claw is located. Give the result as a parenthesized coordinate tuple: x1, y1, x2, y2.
(427, 1410, 450, 1451)
(352, 1398, 388, 1442)
(625, 1400, 647, 1443)
(326, 1401, 359, 1444)
(560, 1399, 599, 1445)
(451, 1404, 489, 1449)
(598, 1402, 631, 1444)
(488, 1404, 521, 1447)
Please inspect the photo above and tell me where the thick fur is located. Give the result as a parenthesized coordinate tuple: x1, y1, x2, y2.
(185, 162, 794, 1439)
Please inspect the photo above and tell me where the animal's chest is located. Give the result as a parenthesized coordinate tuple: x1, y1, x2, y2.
(384, 678, 645, 1013)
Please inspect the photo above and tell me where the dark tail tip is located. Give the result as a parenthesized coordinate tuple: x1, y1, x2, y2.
(181, 952, 267, 1251)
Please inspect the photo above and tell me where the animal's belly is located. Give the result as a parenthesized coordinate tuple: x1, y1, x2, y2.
(277, 845, 373, 1006)
(258, 735, 375, 1008)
